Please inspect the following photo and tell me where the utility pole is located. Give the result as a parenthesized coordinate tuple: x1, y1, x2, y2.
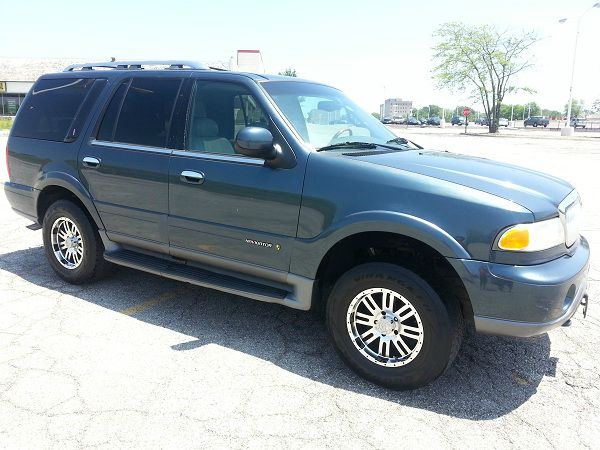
(558, 4, 600, 135)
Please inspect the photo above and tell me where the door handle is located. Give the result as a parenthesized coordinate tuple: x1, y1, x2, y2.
(180, 170, 205, 184)
(82, 156, 101, 168)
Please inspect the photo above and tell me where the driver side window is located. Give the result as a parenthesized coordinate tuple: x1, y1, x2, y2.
(186, 81, 269, 155)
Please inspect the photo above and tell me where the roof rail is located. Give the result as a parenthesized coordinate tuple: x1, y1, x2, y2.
(63, 60, 208, 72)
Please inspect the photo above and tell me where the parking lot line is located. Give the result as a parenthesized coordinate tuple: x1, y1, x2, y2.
(119, 291, 180, 316)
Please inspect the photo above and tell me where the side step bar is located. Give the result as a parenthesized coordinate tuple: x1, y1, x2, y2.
(104, 249, 289, 305)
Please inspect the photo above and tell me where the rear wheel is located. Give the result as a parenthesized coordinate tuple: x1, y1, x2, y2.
(42, 200, 112, 284)
(326, 263, 463, 389)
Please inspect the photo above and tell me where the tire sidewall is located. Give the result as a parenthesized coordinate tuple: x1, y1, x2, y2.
(326, 263, 454, 389)
(42, 200, 99, 283)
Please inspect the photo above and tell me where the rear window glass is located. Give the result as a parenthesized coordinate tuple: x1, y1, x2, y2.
(112, 78, 182, 147)
(12, 78, 97, 142)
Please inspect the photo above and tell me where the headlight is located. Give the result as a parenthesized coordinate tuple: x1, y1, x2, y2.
(497, 217, 565, 252)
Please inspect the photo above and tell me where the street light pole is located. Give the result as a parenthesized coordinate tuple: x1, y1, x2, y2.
(559, 3, 600, 136)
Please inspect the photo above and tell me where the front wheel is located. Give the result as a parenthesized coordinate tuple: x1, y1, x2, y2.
(42, 200, 112, 284)
(326, 263, 463, 389)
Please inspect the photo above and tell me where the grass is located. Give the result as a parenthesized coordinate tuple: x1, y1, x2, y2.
(0, 117, 13, 130)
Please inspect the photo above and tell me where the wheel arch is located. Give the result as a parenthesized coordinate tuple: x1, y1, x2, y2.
(312, 229, 474, 325)
(34, 172, 104, 230)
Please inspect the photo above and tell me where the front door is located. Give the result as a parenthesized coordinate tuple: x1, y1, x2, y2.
(168, 79, 304, 271)
(79, 76, 183, 251)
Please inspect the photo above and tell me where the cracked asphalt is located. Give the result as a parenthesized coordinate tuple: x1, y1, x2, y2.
(1, 129, 599, 449)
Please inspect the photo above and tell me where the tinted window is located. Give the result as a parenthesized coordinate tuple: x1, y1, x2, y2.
(12, 78, 97, 142)
(187, 81, 269, 154)
(97, 81, 128, 141)
(113, 78, 181, 147)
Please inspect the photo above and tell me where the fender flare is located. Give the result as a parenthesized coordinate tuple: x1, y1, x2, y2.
(295, 210, 471, 279)
(33, 171, 105, 229)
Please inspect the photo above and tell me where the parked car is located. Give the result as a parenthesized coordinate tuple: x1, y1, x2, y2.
(406, 116, 421, 126)
(426, 116, 441, 126)
(5, 60, 589, 389)
(498, 118, 509, 127)
(381, 116, 393, 124)
(570, 118, 586, 129)
(451, 115, 466, 126)
(475, 117, 488, 126)
(524, 116, 549, 127)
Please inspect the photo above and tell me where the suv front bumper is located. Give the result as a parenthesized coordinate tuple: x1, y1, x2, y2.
(450, 237, 590, 337)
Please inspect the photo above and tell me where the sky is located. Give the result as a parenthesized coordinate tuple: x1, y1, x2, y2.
(4, 0, 600, 114)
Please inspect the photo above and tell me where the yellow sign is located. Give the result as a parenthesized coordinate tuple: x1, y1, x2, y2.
(0, 82, 6, 93)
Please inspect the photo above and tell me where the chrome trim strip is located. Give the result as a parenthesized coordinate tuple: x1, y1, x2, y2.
(90, 140, 172, 155)
(171, 150, 265, 166)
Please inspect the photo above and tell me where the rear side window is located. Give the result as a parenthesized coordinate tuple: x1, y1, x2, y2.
(97, 81, 128, 142)
(12, 78, 99, 142)
(107, 78, 182, 147)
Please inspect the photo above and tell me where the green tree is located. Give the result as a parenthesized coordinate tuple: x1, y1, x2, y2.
(432, 22, 537, 133)
(592, 98, 600, 113)
(565, 99, 585, 118)
(278, 68, 297, 77)
(371, 112, 381, 120)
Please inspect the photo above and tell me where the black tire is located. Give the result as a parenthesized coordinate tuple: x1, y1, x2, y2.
(533, 123, 538, 127)
(42, 200, 112, 284)
(326, 263, 463, 389)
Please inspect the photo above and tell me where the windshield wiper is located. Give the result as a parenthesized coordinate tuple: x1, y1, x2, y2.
(316, 141, 378, 152)
(386, 137, 423, 149)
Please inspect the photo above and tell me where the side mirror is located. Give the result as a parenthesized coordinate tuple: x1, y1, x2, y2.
(235, 127, 276, 160)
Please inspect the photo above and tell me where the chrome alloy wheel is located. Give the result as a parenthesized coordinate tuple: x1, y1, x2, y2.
(50, 217, 84, 270)
(346, 288, 424, 367)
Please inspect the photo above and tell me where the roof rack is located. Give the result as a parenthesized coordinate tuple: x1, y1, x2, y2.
(63, 60, 208, 72)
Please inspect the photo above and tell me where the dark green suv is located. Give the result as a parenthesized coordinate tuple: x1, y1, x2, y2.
(4, 60, 590, 389)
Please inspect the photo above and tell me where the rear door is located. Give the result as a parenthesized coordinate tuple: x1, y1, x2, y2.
(78, 75, 183, 253)
(167, 78, 305, 271)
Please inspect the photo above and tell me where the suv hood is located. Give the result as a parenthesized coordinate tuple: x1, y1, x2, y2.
(349, 149, 573, 219)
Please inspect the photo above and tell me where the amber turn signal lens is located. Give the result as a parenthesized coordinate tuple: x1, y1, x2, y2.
(498, 228, 530, 250)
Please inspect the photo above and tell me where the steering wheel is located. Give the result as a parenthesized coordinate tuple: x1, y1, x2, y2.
(330, 128, 353, 143)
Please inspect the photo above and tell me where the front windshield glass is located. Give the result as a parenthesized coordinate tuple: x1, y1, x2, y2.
(262, 81, 398, 150)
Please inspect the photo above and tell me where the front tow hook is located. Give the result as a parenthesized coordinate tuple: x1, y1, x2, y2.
(581, 294, 589, 319)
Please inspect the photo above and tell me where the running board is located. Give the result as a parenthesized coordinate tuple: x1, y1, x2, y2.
(104, 249, 290, 305)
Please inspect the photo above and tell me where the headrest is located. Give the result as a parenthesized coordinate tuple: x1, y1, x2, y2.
(194, 118, 219, 137)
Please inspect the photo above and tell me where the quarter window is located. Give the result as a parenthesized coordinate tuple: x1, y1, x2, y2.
(12, 78, 100, 142)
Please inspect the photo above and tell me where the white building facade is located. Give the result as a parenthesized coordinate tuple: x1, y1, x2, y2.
(379, 98, 413, 119)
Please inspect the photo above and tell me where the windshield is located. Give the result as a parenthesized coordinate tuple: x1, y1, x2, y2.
(262, 81, 398, 150)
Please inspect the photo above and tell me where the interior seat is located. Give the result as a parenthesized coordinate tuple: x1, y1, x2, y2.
(189, 118, 235, 154)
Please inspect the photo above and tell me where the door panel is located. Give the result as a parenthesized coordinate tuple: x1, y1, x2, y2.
(79, 142, 171, 245)
(78, 76, 183, 249)
(168, 153, 302, 271)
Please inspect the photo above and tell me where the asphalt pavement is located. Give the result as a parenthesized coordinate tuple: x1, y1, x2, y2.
(0, 130, 598, 449)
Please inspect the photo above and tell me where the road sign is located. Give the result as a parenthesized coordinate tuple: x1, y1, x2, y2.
(463, 108, 472, 117)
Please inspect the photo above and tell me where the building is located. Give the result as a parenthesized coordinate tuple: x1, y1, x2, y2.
(1, 58, 84, 116)
(379, 98, 413, 119)
(1, 52, 266, 117)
